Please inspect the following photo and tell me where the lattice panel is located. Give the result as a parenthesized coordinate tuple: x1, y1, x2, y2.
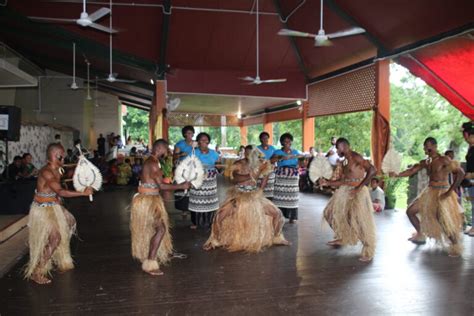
(168, 113, 239, 127)
(307, 65, 376, 117)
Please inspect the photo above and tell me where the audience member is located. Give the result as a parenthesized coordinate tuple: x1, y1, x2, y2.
(370, 178, 385, 212)
(21, 153, 38, 178)
(97, 133, 106, 157)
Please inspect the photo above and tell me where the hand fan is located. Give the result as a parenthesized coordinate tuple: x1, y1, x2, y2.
(309, 155, 333, 182)
(248, 147, 273, 177)
(174, 148, 205, 191)
(382, 148, 402, 174)
(73, 144, 102, 201)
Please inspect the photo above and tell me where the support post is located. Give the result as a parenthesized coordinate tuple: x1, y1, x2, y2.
(371, 59, 391, 173)
(263, 115, 273, 145)
(302, 102, 315, 152)
(149, 80, 168, 146)
(240, 124, 248, 146)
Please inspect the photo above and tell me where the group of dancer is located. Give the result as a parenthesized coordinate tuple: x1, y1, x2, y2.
(24, 124, 468, 284)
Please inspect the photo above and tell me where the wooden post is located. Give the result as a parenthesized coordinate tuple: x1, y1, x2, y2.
(302, 102, 314, 152)
(240, 124, 248, 146)
(371, 60, 391, 173)
(263, 115, 273, 145)
(149, 80, 168, 146)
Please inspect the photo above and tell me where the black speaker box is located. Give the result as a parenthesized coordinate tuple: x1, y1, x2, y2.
(0, 106, 21, 141)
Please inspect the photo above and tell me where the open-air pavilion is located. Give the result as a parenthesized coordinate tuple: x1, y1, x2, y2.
(0, 0, 473, 314)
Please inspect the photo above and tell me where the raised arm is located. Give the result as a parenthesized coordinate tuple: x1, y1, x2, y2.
(391, 161, 425, 178)
(150, 162, 190, 191)
(442, 161, 465, 199)
(44, 170, 92, 198)
(354, 155, 376, 191)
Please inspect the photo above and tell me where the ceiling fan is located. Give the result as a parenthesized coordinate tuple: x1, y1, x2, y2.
(99, 0, 136, 83)
(28, 0, 117, 34)
(166, 95, 181, 112)
(240, 0, 286, 85)
(278, 0, 365, 47)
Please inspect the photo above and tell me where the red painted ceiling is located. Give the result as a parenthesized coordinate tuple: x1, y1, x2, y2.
(1, 0, 474, 114)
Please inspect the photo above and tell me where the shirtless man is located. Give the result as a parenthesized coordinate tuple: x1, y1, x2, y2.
(204, 145, 289, 252)
(320, 138, 377, 262)
(25, 143, 93, 284)
(130, 139, 190, 276)
(389, 137, 464, 256)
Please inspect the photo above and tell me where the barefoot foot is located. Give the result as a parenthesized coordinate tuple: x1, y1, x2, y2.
(408, 232, 426, 244)
(31, 274, 52, 285)
(359, 256, 373, 262)
(144, 269, 164, 276)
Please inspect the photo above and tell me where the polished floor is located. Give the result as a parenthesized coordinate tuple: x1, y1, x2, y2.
(1, 178, 473, 315)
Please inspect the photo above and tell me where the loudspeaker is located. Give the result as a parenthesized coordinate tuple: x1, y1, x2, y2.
(0, 106, 21, 141)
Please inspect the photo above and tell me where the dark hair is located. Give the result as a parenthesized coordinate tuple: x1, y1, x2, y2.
(371, 177, 380, 183)
(125, 158, 131, 163)
(74, 139, 81, 145)
(259, 132, 270, 141)
(182, 125, 195, 137)
(462, 122, 474, 132)
(445, 150, 454, 156)
(423, 137, 437, 146)
(245, 145, 253, 151)
(13, 155, 22, 161)
(336, 138, 350, 147)
(46, 144, 64, 158)
(152, 139, 169, 150)
(196, 132, 211, 142)
(54, 134, 60, 139)
(279, 133, 293, 145)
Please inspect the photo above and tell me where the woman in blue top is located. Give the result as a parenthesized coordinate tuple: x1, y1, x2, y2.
(173, 125, 195, 164)
(271, 133, 302, 223)
(257, 132, 277, 199)
(188, 132, 221, 229)
(173, 125, 195, 215)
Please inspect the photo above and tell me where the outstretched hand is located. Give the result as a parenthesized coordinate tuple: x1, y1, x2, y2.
(83, 187, 94, 196)
(181, 181, 192, 190)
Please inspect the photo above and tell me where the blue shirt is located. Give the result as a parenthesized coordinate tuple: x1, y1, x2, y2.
(175, 139, 194, 161)
(195, 148, 219, 169)
(257, 145, 276, 160)
(273, 149, 301, 167)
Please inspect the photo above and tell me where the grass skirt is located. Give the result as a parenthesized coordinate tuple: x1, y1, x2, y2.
(130, 194, 173, 266)
(25, 203, 76, 279)
(323, 186, 376, 258)
(204, 187, 286, 252)
(415, 187, 463, 255)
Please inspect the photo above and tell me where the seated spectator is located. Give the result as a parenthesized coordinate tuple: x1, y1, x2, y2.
(64, 149, 76, 164)
(6, 156, 23, 181)
(21, 153, 38, 178)
(131, 158, 143, 185)
(117, 158, 132, 185)
(130, 146, 137, 157)
(370, 178, 385, 212)
(106, 159, 118, 185)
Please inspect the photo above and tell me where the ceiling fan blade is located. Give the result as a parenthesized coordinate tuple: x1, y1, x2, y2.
(240, 76, 256, 81)
(28, 16, 76, 23)
(278, 29, 315, 38)
(327, 27, 365, 39)
(261, 79, 287, 83)
(89, 23, 118, 33)
(115, 79, 137, 83)
(87, 7, 111, 22)
(315, 39, 333, 47)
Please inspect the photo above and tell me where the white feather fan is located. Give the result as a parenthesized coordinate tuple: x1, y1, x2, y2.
(382, 148, 402, 174)
(73, 145, 102, 201)
(174, 154, 205, 189)
(309, 155, 333, 182)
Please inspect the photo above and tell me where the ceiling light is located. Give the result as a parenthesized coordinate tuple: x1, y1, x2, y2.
(237, 112, 242, 119)
(296, 100, 302, 106)
(150, 79, 154, 85)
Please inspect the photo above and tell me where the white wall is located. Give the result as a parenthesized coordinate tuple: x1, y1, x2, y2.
(0, 69, 121, 150)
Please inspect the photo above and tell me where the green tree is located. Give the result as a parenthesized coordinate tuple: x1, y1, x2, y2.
(273, 120, 303, 150)
(122, 107, 149, 143)
(247, 124, 263, 146)
(314, 111, 373, 156)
